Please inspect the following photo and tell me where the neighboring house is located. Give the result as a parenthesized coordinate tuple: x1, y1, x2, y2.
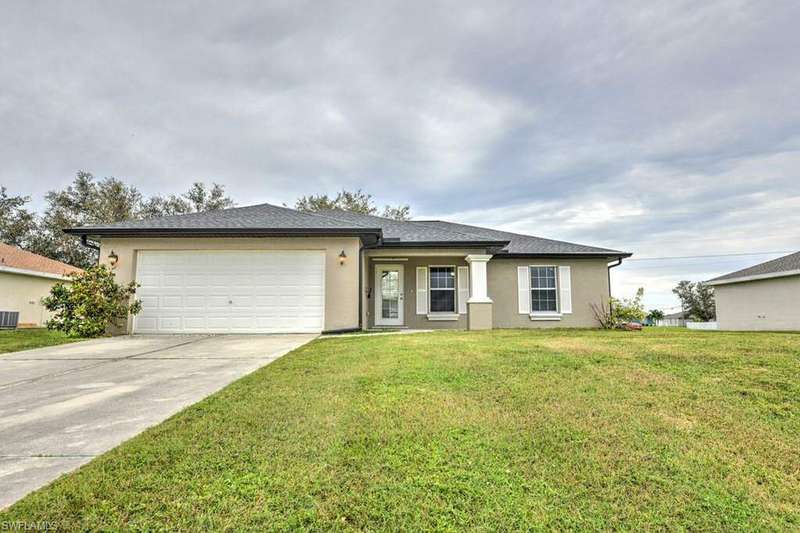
(656, 311, 687, 327)
(65, 204, 631, 334)
(0, 243, 83, 328)
(707, 251, 800, 331)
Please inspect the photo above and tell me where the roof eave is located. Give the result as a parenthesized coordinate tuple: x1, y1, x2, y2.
(496, 251, 633, 259)
(64, 227, 383, 238)
(377, 240, 510, 248)
(0, 264, 76, 281)
(706, 269, 800, 286)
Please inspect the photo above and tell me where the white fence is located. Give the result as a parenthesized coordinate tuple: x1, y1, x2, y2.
(655, 318, 685, 327)
(686, 321, 718, 330)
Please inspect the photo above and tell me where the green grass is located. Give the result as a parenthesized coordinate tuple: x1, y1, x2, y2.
(0, 328, 80, 354)
(323, 328, 401, 336)
(3, 329, 800, 530)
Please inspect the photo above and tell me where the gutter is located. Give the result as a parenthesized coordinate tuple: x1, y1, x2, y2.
(493, 252, 633, 259)
(64, 227, 384, 238)
(377, 240, 510, 248)
(80, 234, 100, 252)
(706, 269, 800, 286)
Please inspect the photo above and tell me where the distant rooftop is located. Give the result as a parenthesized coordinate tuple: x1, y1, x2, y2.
(0, 243, 83, 278)
(707, 251, 800, 285)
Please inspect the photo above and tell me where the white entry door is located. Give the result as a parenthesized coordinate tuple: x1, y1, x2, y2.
(134, 250, 325, 334)
(374, 264, 404, 327)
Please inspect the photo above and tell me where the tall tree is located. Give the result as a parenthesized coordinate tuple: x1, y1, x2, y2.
(26, 171, 236, 268)
(293, 189, 411, 220)
(30, 171, 143, 268)
(672, 280, 716, 321)
(140, 182, 235, 218)
(381, 204, 411, 221)
(0, 187, 37, 247)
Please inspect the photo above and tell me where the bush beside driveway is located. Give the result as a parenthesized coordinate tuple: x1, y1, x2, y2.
(2, 329, 799, 529)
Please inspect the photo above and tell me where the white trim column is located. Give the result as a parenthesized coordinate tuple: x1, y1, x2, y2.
(465, 254, 493, 330)
(465, 254, 492, 303)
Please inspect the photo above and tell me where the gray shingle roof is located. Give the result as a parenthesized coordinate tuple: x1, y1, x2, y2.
(707, 251, 800, 284)
(313, 210, 508, 245)
(414, 220, 627, 256)
(315, 210, 627, 255)
(67, 203, 630, 257)
(67, 203, 381, 233)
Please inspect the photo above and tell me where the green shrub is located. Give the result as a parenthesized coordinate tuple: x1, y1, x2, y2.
(43, 265, 142, 338)
(590, 288, 646, 329)
(612, 287, 646, 324)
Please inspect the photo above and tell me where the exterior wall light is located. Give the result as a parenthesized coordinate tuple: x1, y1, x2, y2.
(338, 250, 347, 265)
(108, 250, 119, 268)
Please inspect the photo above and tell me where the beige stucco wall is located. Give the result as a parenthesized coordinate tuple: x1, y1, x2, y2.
(365, 255, 611, 329)
(489, 257, 610, 328)
(99, 236, 361, 333)
(715, 276, 800, 331)
(0, 271, 65, 327)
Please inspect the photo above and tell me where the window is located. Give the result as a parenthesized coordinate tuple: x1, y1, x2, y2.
(429, 266, 456, 313)
(380, 271, 400, 319)
(530, 266, 558, 313)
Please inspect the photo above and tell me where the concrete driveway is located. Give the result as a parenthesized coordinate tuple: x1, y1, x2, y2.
(0, 334, 316, 509)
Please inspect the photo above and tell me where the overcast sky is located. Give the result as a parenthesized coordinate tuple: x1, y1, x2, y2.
(2, 1, 799, 311)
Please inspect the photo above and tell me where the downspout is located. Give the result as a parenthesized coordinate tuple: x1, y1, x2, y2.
(359, 237, 384, 331)
(80, 235, 101, 264)
(358, 242, 364, 330)
(80, 234, 100, 252)
(607, 257, 623, 313)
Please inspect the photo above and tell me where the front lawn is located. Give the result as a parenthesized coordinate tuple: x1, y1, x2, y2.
(3, 329, 800, 529)
(0, 328, 79, 354)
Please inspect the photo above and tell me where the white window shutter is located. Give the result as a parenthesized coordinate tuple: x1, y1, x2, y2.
(457, 266, 469, 314)
(559, 266, 572, 314)
(416, 267, 428, 315)
(517, 266, 530, 314)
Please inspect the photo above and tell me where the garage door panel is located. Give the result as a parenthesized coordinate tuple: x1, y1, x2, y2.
(158, 317, 181, 330)
(162, 274, 183, 287)
(138, 296, 159, 309)
(185, 274, 206, 288)
(138, 274, 160, 289)
(183, 296, 205, 309)
(161, 295, 183, 308)
(302, 294, 324, 307)
(134, 250, 325, 334)
(136, 317, 158, 331)
(209, 274, 231, 288)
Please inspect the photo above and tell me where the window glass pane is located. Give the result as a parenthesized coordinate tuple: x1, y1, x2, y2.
(382, 298, 399, 319)
(430, 290, 455, 313)
(381, 271, 399, 294)
(429, 267, 455, 289)
(531, 266, 555, 289)
(380, 270, 400, 319)
(531, 289, 557, 312)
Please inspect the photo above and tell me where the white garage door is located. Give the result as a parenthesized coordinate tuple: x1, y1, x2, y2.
(134, 250, 325, 334)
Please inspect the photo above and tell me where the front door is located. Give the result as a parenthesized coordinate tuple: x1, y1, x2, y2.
(375, 264, 404, 326)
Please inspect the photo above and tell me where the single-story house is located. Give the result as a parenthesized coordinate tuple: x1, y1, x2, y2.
(0, 243, 83, 328)
(707, 251, 800, 331)
(65, 204, 631, 334)
(655, 311, 687, 327)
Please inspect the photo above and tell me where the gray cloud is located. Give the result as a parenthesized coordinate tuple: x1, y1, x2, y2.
(2, 0, 799, 309)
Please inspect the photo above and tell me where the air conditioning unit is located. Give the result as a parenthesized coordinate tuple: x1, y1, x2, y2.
(0, 311, 20, 329)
